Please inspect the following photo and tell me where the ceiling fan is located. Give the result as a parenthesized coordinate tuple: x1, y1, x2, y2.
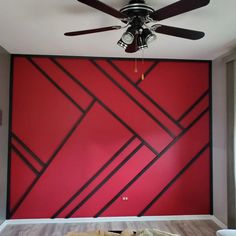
(64, 0, 210, 53)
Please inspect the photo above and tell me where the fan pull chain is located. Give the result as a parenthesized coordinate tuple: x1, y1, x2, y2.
(134, 50, 145, 81)
(134, 58, 138, 73)
(141, 73, 145, 80)
(141, 48, 145, 81)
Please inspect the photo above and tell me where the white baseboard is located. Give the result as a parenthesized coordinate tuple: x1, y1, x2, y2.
(0, 220, 8, 232)
(211, 216, 227, 229)
(0, 215, 227, 233)
(5, 215, 213, 225)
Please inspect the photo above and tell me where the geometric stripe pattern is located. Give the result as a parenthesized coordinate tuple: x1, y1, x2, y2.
(8, 56, 211, 219)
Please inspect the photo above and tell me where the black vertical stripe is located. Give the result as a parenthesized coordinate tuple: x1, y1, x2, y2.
(6, 55, 15, 219)
(209, 62, 213, 215)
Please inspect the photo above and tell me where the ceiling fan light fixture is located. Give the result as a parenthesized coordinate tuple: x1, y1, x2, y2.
(122, 31, 134, 44)
(117, 38, 128, 49)
(137, 35, 148, 50)
(142, 28, 157, 44)
(146, 32, 157, 44)
(121, 26, 137, 44)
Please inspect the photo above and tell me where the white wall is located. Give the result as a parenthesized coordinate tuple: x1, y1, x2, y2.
(212, 56, 228, 225)
(0, 46, 10, 224)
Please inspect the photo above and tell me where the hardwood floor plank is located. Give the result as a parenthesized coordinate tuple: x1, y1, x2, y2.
(0, 220, 221, 236)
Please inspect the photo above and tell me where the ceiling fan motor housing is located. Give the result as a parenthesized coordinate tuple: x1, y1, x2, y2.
(120, 0, 154, 23)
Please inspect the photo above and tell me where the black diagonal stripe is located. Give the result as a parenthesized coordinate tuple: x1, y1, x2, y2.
(51, 135, 136, 218)
(27, 57, 85, 113)
(48, 58, 93, 102)
(136, 61, 159, 85)
(138, 143, 210, 216)
(177, 90, 209, 122)
(9, 100, 95, 218)
(91, 59, 176, 139)
(186, 107, 209, 130)
(11, 145, 39, 175)
(51, 59, 159, 156)
(50, 58, 97, 100)
(108, 60, 184, 130)
(94, 107, 209, 217)
(11, 133, 45, 167)
(65, 142, 144, 218)
(96, 99, 159, 155)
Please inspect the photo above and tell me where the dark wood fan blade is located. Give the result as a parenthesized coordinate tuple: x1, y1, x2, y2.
(150, 0, 210, 21)
(65, 26, 121, 36)
(125, 34, 139, 53)
(153, 24, 205, 40)
(77, 0, 127, 19)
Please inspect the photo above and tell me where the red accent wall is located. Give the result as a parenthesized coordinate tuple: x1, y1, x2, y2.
(8, 56, 211, 219)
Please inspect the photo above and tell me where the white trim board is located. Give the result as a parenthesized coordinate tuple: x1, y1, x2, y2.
(0, 215, 227, 233)
(0, 220, 8, 232)
(224, 48, 236, 62)
(211, 216, 228, 229)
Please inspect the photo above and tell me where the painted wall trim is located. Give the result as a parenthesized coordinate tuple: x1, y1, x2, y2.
(0, 220, 8, 232)
(0, 215, 227, 233)
(211, 216, 228, 229)
(6, 215, 215, 224)
(212, 56, 228, 225)
(12, 54, 212, 62)
(224, 48, 236, 63)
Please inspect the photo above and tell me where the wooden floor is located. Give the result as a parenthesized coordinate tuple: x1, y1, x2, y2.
(0, 220, 221, 236)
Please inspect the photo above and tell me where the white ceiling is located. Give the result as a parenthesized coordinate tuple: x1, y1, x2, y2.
(0, 0, 236, 59)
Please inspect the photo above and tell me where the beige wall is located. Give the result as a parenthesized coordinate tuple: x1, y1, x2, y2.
(226, 57, 236, 228)
(212, 56, 228, 225)
(0, 46, 10, 224)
